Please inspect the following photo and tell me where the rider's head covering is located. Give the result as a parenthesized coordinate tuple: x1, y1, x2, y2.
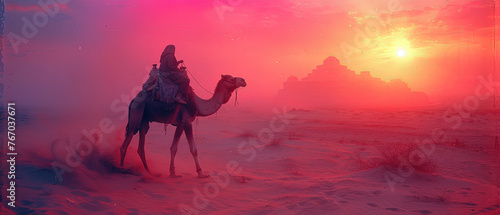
(160, 45, 176, 62)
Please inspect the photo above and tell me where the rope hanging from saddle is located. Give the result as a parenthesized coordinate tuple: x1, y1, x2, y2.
(164, 101, 168, 135)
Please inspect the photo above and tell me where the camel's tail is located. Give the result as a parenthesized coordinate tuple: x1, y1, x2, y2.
(125, 100, 136, 136)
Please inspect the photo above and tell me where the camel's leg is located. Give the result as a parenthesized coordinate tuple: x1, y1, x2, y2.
(169, 126, 184, 178)
(137, 122, 151, 173)
(184, 123, 209, 178)
(120, 132, 134, 166)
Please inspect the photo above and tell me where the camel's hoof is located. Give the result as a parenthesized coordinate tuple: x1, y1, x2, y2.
(170, 174, 182, 178)
(197, 173, 210, 178)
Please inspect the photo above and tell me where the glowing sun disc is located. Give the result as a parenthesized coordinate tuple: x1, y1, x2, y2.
(397, 49, 407, 57)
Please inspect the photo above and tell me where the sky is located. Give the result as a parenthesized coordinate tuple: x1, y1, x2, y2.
(2, 0, 498, 111)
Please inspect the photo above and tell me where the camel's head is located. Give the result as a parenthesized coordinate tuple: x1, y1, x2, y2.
(214, 75, 247, 104)
(220, 74, 247, 90)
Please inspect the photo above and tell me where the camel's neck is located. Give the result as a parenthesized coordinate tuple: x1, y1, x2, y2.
(195, 87, 231, 117)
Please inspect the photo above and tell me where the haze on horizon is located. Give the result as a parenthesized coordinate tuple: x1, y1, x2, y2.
(3, 0, 498, 112)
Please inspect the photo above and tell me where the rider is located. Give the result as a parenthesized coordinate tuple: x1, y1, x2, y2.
(159, 45, 190, 104)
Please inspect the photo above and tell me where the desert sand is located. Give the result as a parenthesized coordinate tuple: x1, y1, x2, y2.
(2, 104, 499, 215)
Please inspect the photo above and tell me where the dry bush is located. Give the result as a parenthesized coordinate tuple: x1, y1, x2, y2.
(238, 130, 257, 138)
(237, 130, 289, 146)
(355, 155, 383, 170)
(268, 132, 290, 146)
(377, 143, 437, 174)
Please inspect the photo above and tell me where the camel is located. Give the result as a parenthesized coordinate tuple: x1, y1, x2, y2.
(120, 75, 247, 178)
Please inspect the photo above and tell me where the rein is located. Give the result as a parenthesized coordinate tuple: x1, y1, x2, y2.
(182, 63, 214, 95)
(181, 63, 240, 106)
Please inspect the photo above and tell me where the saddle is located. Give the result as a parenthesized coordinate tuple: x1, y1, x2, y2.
(148, 66, 179, 104)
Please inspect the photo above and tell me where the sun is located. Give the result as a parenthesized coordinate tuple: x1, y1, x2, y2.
(397, 49, 407, 58)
